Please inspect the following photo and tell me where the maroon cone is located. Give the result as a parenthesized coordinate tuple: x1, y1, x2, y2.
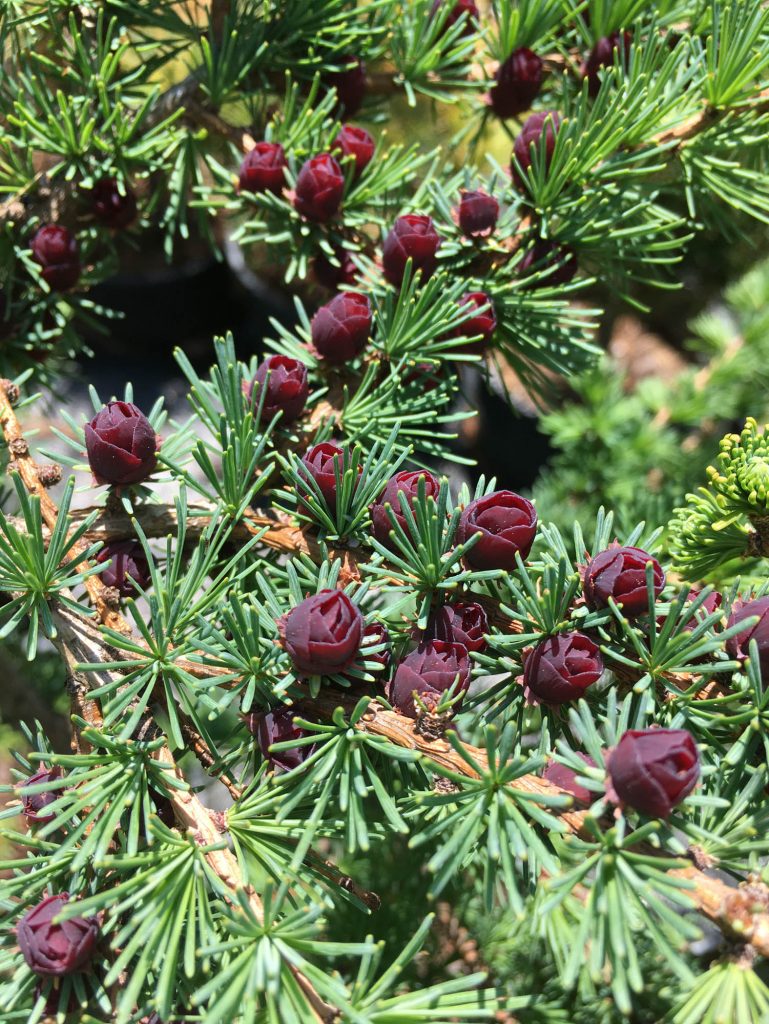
(426, 601, 489, 653)
(95, 540, 151, 598)
(21, 766, 63, 825)
(658, 588, 722, 636)
(382, 215, 442, 286)
(519, 239, 578, 286)
(455, 291, 496, 351)
(583, 545, 665, 617)
(389, 641, 470, 717)
(543, 752, 596, 803)
(430, 0, 479, 35)
(325, 57, 367, 117)
(311, 291, 372, 364)
(283, 589, 363, 676)
(239, 142, 287, 195)
(524, 631, 603, 704)
(30, 225, 81, 291)
(301, 441, 359, 512)
(360, 621, 392, 672)
(343, 621, 393, 682)
(333, 125, 375, 178)
(457, 490, 537, 570)
(245, 708, 314, 772)
(511, 111, 561, 190)
(402, 361, 452, 391)
(247, 355, 309, 424)
(85, 401, 158, 486)
(90, 177, 138, 229)
(726, 596, 769, 678)
(370, 470, 442, 549)
(581, 31, 632, 97)
(294, 154, 345, 221)
(458, 189, 499, 238)
(490, 48, 544, 119)
(684, 589, 723, 625)
(17, 894, 99, 977)
(607, 728, 699, 818)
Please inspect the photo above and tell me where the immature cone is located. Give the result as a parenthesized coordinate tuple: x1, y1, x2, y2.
(426, 601, 489, 653)
(430, 0, 479, 35)
(659, 588, 722, 635)
(370, 469, 442, 549)
(333, 125, 375, 178)
(382, 214, 442, 286)
(458, 189, 499, 238)
(90, 177, 138, 229)
(30, 225, 81, 291)
(455, 291, 496, 350)
(301, 441, 357, 512)
(283, 589, 363, 676)
(583, 545, 665, 617)
(17, 894, 99, 976)
(389, 641, 470, 717)
(313, 246, 358, 290)
(607, 728, 699, 818)
(95, 540, 151, 598)
(85, 401, 158, 486)
(519, 239, 578, 286)
(684, 589, 723, 625)
(325, 57, 367, 116)
(524, 631, 603, 704)
(457, 490, 537, 570)
(543, 752, 596, 803)
(311, 291, 372, 364)
(581, 31, 632, 97)
(238, 142, 287, 195)
(343, 621, 393, 682)
(360, 621, 392, 672)
(21, 766, 63, 825)
(725, 596, 769, 677)
(403, 361, 451, 391)
(247, 354, 309, 424)
(490, 48, 544, 118)
(294, 154, 345, 221)
(245, 708, 314, 773)
(511, 111, 561, 190)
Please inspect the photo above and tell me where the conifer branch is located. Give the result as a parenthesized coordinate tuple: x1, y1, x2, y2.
(58, 498, 731, 698)
(0, 380, 127, 637)
(305, 690, 769, 959)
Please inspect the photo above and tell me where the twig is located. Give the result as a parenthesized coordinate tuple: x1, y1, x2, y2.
(306, 690, 769, 958)
(178, 716, 242, 801)
(0, 380, 127, 636)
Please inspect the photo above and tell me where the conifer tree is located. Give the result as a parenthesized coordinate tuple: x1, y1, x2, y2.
(3, 2, 769, 1022)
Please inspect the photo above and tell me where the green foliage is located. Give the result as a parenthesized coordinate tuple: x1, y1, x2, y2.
(0, 475, 101, 659)
(4, 2, 769, 1022)
(670, 418, 769, 579)
(533, 258, 769, 546)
